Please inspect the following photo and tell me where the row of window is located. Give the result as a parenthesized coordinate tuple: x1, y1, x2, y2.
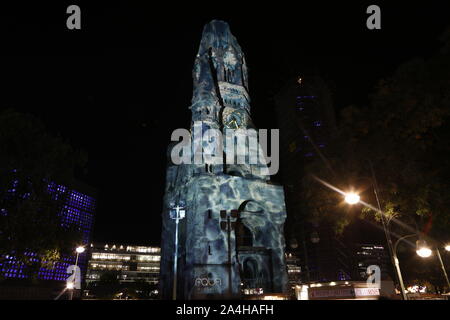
(102, 245, 160, 253)
(91, 252, 161, 262)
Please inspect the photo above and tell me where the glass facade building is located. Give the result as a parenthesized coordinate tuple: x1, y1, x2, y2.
(86, 244, 160, 286)
(0, 182, 96, 282)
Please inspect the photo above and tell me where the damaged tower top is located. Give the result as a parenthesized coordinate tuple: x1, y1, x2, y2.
(191, 20, 250, 122)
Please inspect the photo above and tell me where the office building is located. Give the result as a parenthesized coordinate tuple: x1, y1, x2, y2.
(0, 181, 96, 282)
(85, 244, 160, 299)
(86, 243, 160, 285)
(285, 251, 302, 287)
(353, 244, 391, 281)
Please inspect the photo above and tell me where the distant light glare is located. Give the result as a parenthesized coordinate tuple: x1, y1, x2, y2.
(66, 282, 74, 290)
(345, 193, 360, 205)
(407, 285, 426, 293)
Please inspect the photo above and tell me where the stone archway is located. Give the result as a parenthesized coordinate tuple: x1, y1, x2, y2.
(235, 200, 273, 294)
(237, 199, 266, 214)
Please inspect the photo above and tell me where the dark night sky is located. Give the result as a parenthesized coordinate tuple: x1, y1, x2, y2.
(1, 2, 449, 246)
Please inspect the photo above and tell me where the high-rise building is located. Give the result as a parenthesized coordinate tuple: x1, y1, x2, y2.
(159, 20, 289, 300)
(353, 244, 391, 281)
(285, 251, 302, 287)
(274, 75, 352, 283)
(0, 181, 96, 282)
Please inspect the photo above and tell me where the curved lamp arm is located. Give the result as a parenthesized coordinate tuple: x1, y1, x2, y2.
(394, 234, 417, 256)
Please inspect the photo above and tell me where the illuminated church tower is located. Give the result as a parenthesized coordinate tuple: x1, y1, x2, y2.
(159, 20, 288, 299)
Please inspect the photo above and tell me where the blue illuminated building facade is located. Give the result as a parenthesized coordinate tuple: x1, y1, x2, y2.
(0, 181, 95, 282)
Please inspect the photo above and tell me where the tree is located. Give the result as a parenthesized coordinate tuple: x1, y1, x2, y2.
(301, 27, 450, 241)
(0, 108, 87, 279)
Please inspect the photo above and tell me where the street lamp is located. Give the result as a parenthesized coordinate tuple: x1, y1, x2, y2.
(344, 191, 408, 298)
(392, 235, 437, 299)
(69, 245, 85, 300)
(75, 246, 85, 265)
(416, 240, 432, 258)
(169, 201, 186, 300)
(344, 192, 360, 205)
(391, 234, 420, 300)
(344, 186, 450, 298)
(76, 246, 85, 254)
(344, 184, 409, 300)
(396, 237, 450, 294)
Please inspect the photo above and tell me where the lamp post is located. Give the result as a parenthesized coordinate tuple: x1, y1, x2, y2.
(392, 234, 419, 300)
(221, 209, 239, 299)
(345, 186, 409, 299)
(69, 246, 85, 300)
(343, 183, 450, 297)
(169, 202, 186, 300)
(435, 246, 450, 291)
(343, 191, 450, 299)
(339, 160, 415, 299)
(75, 246, 85, 267)
(367, 161, 414, 300)
(344, 186, 409, 299)
(409, 241, 450, 292)
(393, 234, 435, 298)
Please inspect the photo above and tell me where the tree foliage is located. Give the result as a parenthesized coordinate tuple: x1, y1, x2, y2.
(0, 109, 87, 278)
(302, 28, 450, 241)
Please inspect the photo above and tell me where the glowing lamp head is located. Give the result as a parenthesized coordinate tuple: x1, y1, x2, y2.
(76, 246, 85, 254)
(416, 248, 432, 258)
(445, 245, 450, 252)
(66, 282, 74, 290)
(416, 240, 432, 258)
(345, 193, 360, 205)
